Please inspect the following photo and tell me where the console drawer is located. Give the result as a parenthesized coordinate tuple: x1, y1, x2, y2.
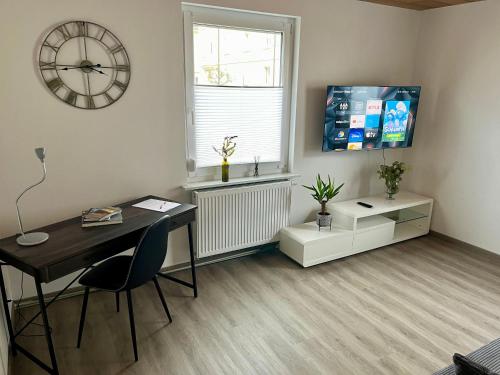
(353, 215, 395, 253)
(280, 222, 354, 267)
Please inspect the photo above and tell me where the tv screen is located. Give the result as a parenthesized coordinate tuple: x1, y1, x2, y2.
(322, 86, 421, 152)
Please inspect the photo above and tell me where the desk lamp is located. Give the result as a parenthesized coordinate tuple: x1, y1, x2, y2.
(16, 147, 49, 246)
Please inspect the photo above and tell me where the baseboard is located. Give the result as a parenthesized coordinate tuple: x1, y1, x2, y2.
(14, 243, 278, 309)
(429, 230, 496, 256)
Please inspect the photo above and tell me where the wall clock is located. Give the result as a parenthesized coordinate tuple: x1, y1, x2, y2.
(38, 21, 131, 109)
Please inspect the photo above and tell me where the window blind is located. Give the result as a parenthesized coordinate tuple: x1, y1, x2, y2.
(193, 85, 283, 168)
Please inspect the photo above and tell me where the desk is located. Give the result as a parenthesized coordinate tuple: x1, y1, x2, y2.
(0, 195, 197, 374)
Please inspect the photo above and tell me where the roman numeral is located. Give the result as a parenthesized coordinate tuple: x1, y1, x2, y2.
(76, 21, 87, 37)
(113, 80, 127, 91)
(57, 24, 71, 40)
(47, 78, 63, 92)
(87, 96, 95, 109)
(42, 42, 59, 53)
(110, 45, 124, 54)
(65, 90, 78, 106)
(104, 92, 114, 104)
(99, 29, 107, 41)
(39, 61, 56, 70)
(115, 65, 130, 72)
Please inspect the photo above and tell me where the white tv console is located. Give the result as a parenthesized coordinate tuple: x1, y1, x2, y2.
(279, 191, 433, 267)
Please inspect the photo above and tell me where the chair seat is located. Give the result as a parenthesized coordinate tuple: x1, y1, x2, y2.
(80, 256, 132, 291)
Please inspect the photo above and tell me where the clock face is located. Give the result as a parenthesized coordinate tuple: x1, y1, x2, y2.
(38, 21, 131, 109)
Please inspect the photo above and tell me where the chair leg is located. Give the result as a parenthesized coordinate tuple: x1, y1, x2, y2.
(77, 287, 90, 348)
(153, 277, 173, 323)
(126, 289, 138, 362)
(115, 292, 120, 313)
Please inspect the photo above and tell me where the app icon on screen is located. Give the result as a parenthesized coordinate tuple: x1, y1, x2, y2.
(335, 116, 351, 128)
(336, 102, 350, 115)
(364, 142, 375, 150)
(366, 100, 383, 115)
(365, 114, 381, 129)
(350, 115, 366, 128)
(333, 129, 349, 143)
(348, 142, 362, 150)
(382, 100, 410, 142)
(365, 128, 379, 139)
(334, 143, 348, 151)
(348, 128, 364, 143)
(351, 101, 365, 114)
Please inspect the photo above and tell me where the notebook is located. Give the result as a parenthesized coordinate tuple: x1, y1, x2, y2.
(132, 199, 180, 212)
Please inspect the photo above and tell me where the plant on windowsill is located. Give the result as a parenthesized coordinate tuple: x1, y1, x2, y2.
(377, 161, 407, 200)
(213, 136, 237, 182)
(303, 174, 344, 230)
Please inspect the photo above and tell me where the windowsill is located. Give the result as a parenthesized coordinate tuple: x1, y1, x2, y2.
(182, 172, 300, 191)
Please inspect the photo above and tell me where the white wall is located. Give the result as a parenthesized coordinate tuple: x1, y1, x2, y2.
(0, 0, 421, 300)
(403, 0, 500, 253)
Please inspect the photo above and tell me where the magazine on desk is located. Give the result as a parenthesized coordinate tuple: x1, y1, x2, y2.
(82, 207, 123, 227)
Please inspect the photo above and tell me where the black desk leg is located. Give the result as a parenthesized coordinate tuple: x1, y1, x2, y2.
(34, 276, 59, 375)
(188, 223, 198, 298)
(0, 266, 16, 356)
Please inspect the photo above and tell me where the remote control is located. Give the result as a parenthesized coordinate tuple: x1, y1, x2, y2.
(357, 202, 373, 208)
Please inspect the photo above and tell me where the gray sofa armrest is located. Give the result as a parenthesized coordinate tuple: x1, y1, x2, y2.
(434, 338, 500, 375)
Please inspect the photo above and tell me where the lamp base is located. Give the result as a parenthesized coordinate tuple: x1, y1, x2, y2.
(16, 232, 49, 246)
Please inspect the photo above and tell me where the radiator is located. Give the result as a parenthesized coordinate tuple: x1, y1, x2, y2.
(193, 181, 292, 258)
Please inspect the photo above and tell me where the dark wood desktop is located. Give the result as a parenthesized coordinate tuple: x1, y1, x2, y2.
(0, 195, 197, 375)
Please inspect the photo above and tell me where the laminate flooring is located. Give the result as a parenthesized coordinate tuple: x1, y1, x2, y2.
(11, 235, 500, 374)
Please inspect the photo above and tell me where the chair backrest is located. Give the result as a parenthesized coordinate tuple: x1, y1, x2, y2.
(121, 215, 170, 290)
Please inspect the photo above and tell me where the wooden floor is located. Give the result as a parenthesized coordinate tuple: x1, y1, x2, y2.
(10, 235, 500, 375)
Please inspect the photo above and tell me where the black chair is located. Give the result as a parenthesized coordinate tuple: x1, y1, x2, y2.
(76, 215, 172, 361)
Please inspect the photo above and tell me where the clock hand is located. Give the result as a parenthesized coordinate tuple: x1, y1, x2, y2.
(59, 66, 84, 71)
(58, 64, 101, 71)
(97, 65, 125, 69)
(88, 67, 108, 76)
(54, 64, 94, 67)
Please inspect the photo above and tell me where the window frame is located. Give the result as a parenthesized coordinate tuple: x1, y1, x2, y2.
(182, 3, 298, 179)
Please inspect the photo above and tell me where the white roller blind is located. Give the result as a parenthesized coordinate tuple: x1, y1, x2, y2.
(194, 86, 283, 168)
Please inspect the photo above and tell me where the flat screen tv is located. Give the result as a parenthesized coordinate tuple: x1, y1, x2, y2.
(322, 86, 421, 151)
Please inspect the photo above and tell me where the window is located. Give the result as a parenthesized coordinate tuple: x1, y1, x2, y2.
(183, 5, 298, 176)
(193, 25, 282, 87)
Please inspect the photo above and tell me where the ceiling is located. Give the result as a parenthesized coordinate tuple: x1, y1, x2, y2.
(359, 0, 484, 10)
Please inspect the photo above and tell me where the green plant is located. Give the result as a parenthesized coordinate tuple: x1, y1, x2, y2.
(377, 161, 407, 183)
(303, 174, 344, 215)
(213, 136, 237, 160)
(377, 161, 407, 198)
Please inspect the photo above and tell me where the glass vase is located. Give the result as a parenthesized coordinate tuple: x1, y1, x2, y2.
(221, 158, 229, 182)
(385, 180, 400, 200)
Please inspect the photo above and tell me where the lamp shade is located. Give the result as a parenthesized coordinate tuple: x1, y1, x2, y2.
(35, 147, 45, 162)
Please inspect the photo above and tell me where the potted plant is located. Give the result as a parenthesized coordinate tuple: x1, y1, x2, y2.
(213, 136, 237, 182)
(303, 174, 344, 230)
(377, 161, 407, 200)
